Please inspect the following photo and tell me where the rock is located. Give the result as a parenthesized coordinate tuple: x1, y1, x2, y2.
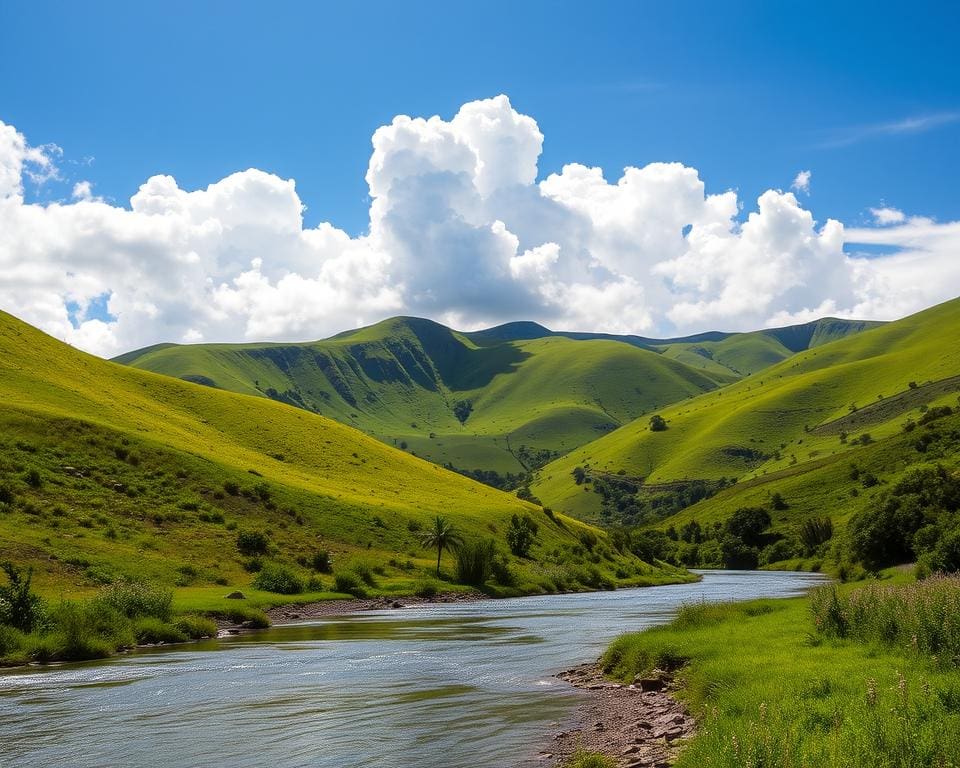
(391, 600, 403, 609)
(636, 677, 665, 692)
(223, 591, 245, 599)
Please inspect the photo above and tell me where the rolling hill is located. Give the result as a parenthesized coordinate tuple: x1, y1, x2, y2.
(0, 310, 684, 599)
(117, 316, 876, 478)
(531, 297, 960, 540)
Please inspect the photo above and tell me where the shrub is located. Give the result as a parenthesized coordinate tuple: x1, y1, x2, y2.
(649, 414, 668, 431)
(305, 550, 332, 573)
(506, 514, 539, 557)
(491, 554, 516, 587)
(49, 600, 134, 660)
(236, 530, 269, 556)
(799, 516, 834, 553)
(0, 562, 47, 632)
(0, 483, 15, 505)
(174, 614, 218, 639)
(333, 572, 367, 598)
(414, 579, 440, 598)
(351, 562, 378, 587)
(223, 480, 240, 495)
(95, 580, 173, 621)
(0, 624, 26, 660)
(454, 539, 496, 586)
(306, 575, 325, 592)
(251, 564, 304, 594)
(24, 468, 42, 488)
(133, 617, 188, 644)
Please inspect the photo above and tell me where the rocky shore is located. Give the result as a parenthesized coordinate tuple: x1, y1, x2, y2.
(266, 590, 489, 624)
(537, 663, 695, 767)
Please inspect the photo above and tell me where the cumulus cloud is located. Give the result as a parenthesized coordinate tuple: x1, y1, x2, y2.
(2, 96, 960, 357)
(791, 170, 811, 194)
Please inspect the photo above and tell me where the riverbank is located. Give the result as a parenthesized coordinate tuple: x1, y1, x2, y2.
(576, 579, 960, 768)
(266, 590, 488, 623)
(540, 663, 694, 767)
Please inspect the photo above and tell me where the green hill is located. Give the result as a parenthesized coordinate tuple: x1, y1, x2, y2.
(531, 298, 960, 549)
(117, 316, 876, 479)
(117, 317, 735, 477)
(0, 311, 685, 602)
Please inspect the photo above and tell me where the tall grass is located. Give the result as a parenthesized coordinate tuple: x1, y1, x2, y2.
(602, 595, 960, 768)
(811, 576, 960, 665)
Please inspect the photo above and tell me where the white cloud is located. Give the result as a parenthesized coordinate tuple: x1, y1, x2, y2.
(2, 98, 960, 357)
(870, 206, 906, 226)
(791, 170, 811, 194)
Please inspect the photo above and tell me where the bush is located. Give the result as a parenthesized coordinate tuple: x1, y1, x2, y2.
(506, 514, 539, 557)
(252, 564, 304, 594)
(351, 562, 378, 587)
(454, 539, 496, 586)
(311, 550, 332, 573)
(0, 624, 26, 660)
(799, 516, 834, 553)
(24, 468, 42, 488)
(174, 614, 218, 639)
(49, 600, 134, 660)
(333, 572, 367, 598)
(133, 617, 188, 644)
(0, 562, 47, 632)
(413, 579, 440, 598)
(649, 414, 668, 432)
(236, 530, 269, 556)
(95, 580, 173, 621)
(490, 554, 516, 587)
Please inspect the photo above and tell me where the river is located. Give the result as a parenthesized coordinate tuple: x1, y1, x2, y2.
(0, 569, 826, 768)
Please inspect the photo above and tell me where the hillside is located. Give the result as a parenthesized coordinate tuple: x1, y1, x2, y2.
(117, 317, 734, 477)
(0, 311, 684, 600)
(117, 316, 875, 478)
(531, 297, 960, 551)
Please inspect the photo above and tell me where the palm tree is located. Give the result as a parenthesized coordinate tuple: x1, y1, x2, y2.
(419, 515, 463, 576)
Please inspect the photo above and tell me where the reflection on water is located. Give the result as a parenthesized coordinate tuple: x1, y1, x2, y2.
(0, 570, 826, 768)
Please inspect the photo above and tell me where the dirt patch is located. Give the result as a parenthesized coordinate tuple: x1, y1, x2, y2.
(533, 663, 695, 768)
(266, 591, 488, 624)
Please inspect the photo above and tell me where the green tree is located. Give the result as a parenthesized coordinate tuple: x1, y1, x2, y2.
(0, 562, 46, 632)
(649, 414, 668, 432)
(420, 515, 463, 575)
(726, 507, 771, 547)
(506, 514, 539, 557)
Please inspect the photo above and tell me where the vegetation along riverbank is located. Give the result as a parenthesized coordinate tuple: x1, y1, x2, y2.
(556, 573, 960, 768)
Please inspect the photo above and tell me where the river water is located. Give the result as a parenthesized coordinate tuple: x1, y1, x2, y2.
(0, 570, 826, 768)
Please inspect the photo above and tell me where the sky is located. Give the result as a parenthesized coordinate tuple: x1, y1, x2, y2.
(1, 0, 959, 356)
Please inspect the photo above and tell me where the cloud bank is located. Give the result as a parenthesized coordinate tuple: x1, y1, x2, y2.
(2, 96, 960, 357)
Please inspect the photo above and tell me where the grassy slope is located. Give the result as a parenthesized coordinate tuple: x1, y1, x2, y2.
(654, 317, 883, 377)
(533, 298, 960, 524)
(120, 317, 734, 474)
(0, 311, 686, 600)
(602, 591, 960, 768)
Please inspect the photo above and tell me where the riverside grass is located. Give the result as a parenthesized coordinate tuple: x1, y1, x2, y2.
(601, 580, 960, 768)
(0, 310, 688, 609)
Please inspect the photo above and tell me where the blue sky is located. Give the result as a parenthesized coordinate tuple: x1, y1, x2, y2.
(2, 1, 960, 355)
(3, 0, 958, 233)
